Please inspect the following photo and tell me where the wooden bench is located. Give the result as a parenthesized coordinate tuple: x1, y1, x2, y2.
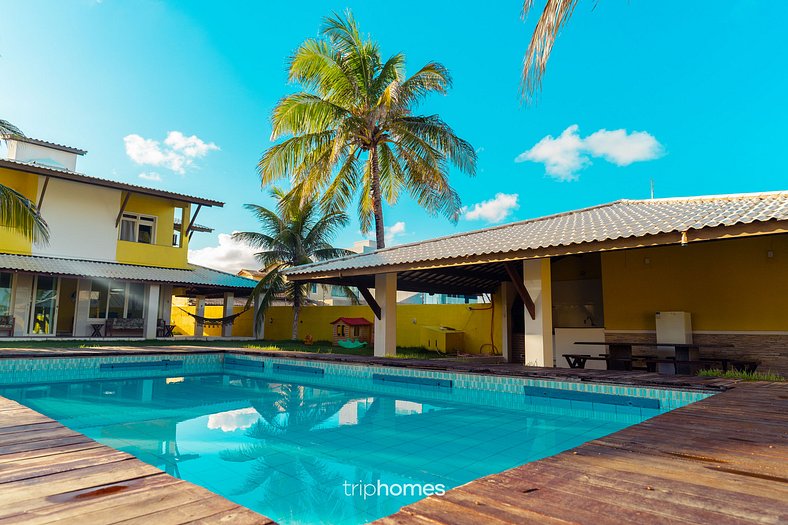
(0, 315, 13, 337)
(105, 318, 144, 337)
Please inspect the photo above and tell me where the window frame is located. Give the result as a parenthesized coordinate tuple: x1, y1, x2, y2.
(119, 213, 157, 245)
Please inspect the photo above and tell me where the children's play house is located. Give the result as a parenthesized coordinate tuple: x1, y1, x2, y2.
(330, 317, 373, 345)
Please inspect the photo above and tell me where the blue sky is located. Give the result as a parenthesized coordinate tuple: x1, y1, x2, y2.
(1, 0, 786, 272)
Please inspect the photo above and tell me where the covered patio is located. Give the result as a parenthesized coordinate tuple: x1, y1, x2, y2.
(284, 192, 788, 375)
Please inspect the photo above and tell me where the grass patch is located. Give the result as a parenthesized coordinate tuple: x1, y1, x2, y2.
(0, 338, 445, 359)
(698, 368, 785, 382)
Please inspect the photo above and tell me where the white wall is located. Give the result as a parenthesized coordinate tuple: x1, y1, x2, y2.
(32, 179, 119, 262)
(7, 141, 79, 172)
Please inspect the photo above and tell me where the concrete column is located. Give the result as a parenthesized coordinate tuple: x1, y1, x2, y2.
(222, 291, 234, 337)
(523, 259, 554, 367)
(373, 273, 397, 357)
(74, 279, 92, 337)
(194, 295, 206, 337)
(159, 284, 173, 328)
(498, 282, 513, 362)
(142, 283, 160, 339)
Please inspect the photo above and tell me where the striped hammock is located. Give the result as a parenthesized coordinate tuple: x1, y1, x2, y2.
(177, 307, 250, 327)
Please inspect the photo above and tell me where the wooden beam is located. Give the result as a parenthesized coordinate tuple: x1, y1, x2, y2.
(504, 262, 536, 320)
(115, 192, 131, 227)
(36, 176, 50, 211)
(357, 287, 381, 320)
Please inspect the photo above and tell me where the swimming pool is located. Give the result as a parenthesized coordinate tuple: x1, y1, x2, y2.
(0, 353, 712, 525)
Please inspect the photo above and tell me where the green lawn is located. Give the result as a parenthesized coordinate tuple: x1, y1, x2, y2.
(0, 338, 447, 359)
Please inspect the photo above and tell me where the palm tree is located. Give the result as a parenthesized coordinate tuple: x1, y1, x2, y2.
(0, 119, 49, 244)
(521, 0, 581, 103)
(232, 188, 357, 339)
(259, 11, 477, 249)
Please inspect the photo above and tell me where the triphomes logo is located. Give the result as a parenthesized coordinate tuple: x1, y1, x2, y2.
(343, 480, 446, 500)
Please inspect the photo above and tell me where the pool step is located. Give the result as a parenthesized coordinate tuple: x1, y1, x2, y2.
(99, 359, 183, 371)
(372, 373, 453, 389)
(273, 363, 324, 376)
(224, 357, 265, 370)
(523, 386, 660, 409)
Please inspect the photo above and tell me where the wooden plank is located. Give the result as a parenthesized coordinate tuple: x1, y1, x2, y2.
(115, 191, 132, 228)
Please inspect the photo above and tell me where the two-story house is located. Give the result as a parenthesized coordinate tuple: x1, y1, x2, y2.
(0, 136, 256, 338)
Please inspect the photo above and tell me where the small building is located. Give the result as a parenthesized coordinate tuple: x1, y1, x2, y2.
(330, 317, 372, 345)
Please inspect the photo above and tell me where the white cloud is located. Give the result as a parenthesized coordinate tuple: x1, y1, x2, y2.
(207, 408, 259, 433)
(384, 221, 407, 245)
(463, 193, 519, 223)
(124, 131, 219, 174)
(138, 171, 162, 182)
(188, 233, 259, 274)
(515, 125, 663, 181)
(584, 128, 664, 166)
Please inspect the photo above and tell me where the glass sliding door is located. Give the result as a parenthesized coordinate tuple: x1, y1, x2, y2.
(30, 275, 59, 335)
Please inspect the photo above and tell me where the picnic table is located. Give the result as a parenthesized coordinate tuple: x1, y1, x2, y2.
(571, 341, 735, 374)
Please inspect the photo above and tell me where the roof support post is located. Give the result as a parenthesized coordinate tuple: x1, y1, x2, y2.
(222, 291, 234, 337)
(357, 287, 381, 320)
(186, 204, 202, 238)
(142, 283, 161, 339)
(523, 259, 553, 368)
(504, 261, 536, 320)
(36, 176, 50, 212)
(373, 273, 397, 357)
(115, 192, 131, 228)
(194, 295, 206, 337)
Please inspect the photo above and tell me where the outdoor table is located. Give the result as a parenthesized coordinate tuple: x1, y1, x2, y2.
(574, 341, 734, 374)
(90, 323, 104, 337)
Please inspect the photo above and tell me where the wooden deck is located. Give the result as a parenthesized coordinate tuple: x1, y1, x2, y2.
(374, 381, 788, 525)
(0, 397, 273, 524)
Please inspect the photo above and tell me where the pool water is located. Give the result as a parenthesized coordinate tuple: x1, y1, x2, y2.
(0, 354, 712, 525)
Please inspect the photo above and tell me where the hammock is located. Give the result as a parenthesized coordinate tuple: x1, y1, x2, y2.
(178, 307, 250, 327)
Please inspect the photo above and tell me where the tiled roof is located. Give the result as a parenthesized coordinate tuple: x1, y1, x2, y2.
(287, 191, 788, 277)
(0, 158, 223, 207)
(0, 253, 256, 290)
(330, 317, 373, 326)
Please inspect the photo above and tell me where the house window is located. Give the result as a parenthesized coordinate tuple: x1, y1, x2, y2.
(119, 213, 156, 244)
(337, 325, 347, 337)
(90, 280, 146, 319)
(0, 272, 12, 316)
(352, 326, 360, 337)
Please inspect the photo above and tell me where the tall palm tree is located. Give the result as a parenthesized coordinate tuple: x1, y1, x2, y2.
(521, 0, 581, 103)
(232, 188, 357, 339)
(259, 11, 477, 249)
(0, 119, 49, 244)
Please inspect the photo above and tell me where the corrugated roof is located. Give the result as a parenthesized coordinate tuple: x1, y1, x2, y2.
(330, 317, 373, 326)
(286, 191, 788, 277)
(0, 159, 223, 207)
(0, 253, 256, 290)
(1, 135, 88, 155)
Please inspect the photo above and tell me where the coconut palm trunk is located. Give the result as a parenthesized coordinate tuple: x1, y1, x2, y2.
(291, 302, 301, 341)
(369, 146, 386, 248)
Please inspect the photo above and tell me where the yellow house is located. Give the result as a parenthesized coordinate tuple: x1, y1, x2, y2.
(0, 136, 256, 338)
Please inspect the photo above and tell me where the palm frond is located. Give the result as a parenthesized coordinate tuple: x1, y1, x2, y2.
(521, 0, 580, 104)
(0, 184, 49, 244)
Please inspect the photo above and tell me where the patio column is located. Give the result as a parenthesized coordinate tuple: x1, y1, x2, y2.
(194, 295, 206, 337)
(253, 294, 264, 339)
(142, 283, 160, 339)
(498, 282, 514, 362)
(373, 272, 397, 357)
(222, 291, 234, 337)
(523, 259, 554, 367)
(159, 284, 173, 329)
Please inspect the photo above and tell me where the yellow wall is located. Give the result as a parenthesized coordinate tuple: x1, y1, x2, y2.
(0, 167, 39, 254)
(258, 302, 503, 354)
(602, 235, 788, 331)
(171, 305, 254, 337)
(116, 194, 189, 268)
